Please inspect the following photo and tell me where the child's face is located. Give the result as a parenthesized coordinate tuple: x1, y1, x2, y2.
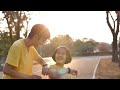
(55, 48, 66, 65)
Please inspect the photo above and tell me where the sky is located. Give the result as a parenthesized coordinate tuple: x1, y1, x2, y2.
(0, 11, 117, 44)
(27, 11, 116, 44)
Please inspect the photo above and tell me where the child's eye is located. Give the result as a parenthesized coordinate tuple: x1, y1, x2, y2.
(56, 52, 60, 54)
(56, 52, 66, 55)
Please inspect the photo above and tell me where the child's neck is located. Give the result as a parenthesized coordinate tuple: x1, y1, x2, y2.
(56, 63, 64, 68)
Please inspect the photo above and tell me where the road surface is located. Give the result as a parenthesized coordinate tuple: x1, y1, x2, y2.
(32, 56, 112, 79)
(0, 56, 111, 79)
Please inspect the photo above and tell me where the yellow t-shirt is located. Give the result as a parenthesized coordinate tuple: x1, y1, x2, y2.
(3, 39, 40, 79)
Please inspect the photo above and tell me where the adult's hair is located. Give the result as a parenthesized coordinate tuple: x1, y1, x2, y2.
(52, 46, 72, 64)
(28, 24, 50, 40)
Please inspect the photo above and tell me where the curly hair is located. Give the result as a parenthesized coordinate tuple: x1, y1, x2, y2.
(52, 46, 72, 64)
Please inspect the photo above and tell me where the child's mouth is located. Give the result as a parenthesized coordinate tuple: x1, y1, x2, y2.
(57, 57, 64, 60)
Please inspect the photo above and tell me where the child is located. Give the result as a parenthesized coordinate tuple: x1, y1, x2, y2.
(48, 46, 78, 79)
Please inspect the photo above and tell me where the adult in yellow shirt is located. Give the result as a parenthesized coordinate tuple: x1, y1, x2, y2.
(3, 24, 50, 79)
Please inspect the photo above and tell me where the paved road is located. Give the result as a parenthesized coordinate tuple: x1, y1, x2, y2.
(0, 56, 112, 79)
(33, 56, 112, 79)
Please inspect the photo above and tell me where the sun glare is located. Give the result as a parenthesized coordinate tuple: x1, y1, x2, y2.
(28, 11, 113, 44)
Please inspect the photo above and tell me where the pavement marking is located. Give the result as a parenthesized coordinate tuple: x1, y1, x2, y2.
(92, 59, 101, 79)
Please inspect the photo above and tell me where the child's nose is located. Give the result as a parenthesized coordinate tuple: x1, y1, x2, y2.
(58, 53, 63, 56)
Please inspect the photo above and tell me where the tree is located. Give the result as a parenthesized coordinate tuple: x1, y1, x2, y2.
(97, 42, 112, 52)
(85, 39, 98, 52)
(2, 11, 31, 44)
(73, 39, 83, 55)
(0, 30, 12, 57)
(79, 39, 97, 53)
(39, 34, 74, 57)
(106, 11, 120, 62)
(50, 34, 74, 51)
(73, 38, 98, 56)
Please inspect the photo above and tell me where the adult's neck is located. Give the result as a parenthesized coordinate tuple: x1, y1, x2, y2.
(24, 38, 33, 48)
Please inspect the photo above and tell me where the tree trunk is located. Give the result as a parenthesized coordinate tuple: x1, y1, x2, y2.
(9, 28, 13, 44)
(16, 30, 20, 40)
(112, 34, 118, 62)
(15, 22, 20, 40)
(15, 13, 20, 40)
(6, 18, 13, 44)
(106, 11, 119, 63)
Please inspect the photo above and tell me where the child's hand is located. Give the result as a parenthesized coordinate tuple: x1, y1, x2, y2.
(70, 69, 78, 76)
(49, 69, 61, 79)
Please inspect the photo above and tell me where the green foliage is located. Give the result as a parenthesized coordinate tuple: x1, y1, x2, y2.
(50, 34, 74, 52)
(39, 34, 74, 57)
(0, 11, 31, 58)
(38, 35, 104, 57)
(0, 31, 11, 57)
(97, 42, 112, 52)
(2, 11, 31, 43)
(73, 38, 98, 56)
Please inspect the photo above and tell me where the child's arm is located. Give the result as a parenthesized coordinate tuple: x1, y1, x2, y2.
(67, 68, 78, 76)
(57, 68, 76, 79)
(48, 65, 61, 79)
(49, 71, 61, 79)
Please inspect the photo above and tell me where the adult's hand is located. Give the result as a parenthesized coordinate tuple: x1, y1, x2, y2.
(42, 65, 49, 75)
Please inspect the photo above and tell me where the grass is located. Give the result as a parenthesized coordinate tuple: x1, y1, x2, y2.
(95, 58, 120, 79)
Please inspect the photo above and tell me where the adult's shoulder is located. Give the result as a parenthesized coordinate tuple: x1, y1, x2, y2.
(11, 39, 24, 49)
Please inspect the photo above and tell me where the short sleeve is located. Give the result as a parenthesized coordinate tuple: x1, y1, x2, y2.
(5, 45, 21, 67)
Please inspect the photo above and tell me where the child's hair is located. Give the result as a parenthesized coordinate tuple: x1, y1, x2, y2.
(52, 46, 72, 64)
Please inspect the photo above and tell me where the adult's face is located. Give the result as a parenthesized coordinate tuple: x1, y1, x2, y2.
(33, 35, 47, 47)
